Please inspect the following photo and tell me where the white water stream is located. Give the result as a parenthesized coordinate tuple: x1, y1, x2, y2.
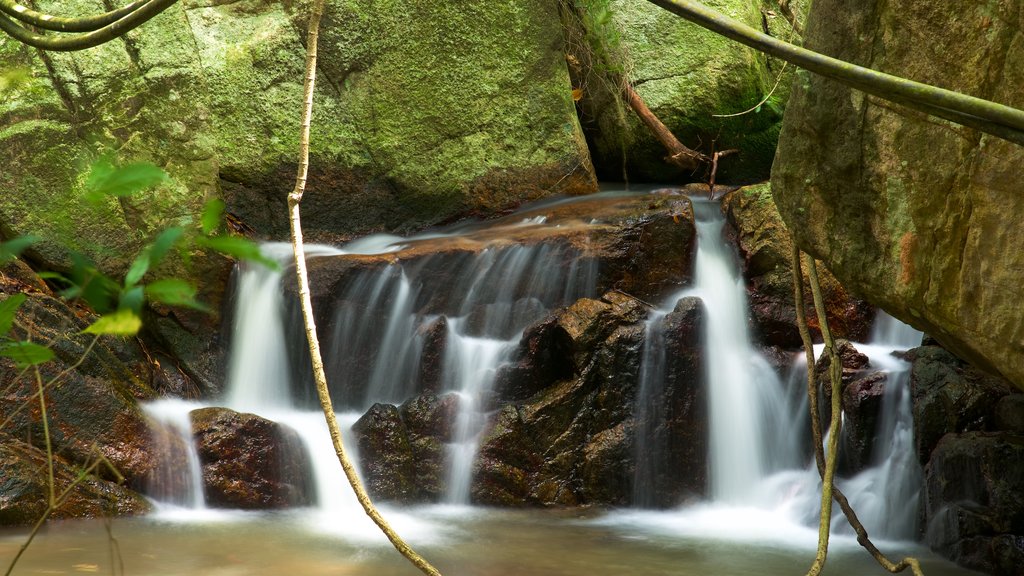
(141, 191, 925, 549)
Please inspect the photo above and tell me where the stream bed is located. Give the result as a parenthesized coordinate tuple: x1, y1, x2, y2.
(1, 507, 978, 575)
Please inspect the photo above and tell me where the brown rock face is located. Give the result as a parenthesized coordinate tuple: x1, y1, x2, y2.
(189, 407, 314, 509)
(0, 290, 179, 493)
(0, 433, 150, 526)
(721, 184, 874, 349)
(472, 291, 707, 508)
(771, 0, 1024, 391)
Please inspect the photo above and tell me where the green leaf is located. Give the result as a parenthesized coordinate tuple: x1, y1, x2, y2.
(145, 279, 208, 311)
(124, 252, 150, 288)
(118, 286, 145, 315)
(83, 309, 142, 337)
(63, 252, 120, 313)
(149, 227, 184, 267)
(199, 236, 279, 270)
(0, 341, 54, 368)
(0, 293, 27, 335)
(201, 199, 225, 236)
(85, 160, 168, 202)
(0, 235, 39, 264)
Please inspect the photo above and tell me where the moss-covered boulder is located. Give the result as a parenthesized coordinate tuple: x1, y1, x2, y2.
(568, 0, 803, 182)
(770, 0, 1024, 391)
(0, 0, 595, 276)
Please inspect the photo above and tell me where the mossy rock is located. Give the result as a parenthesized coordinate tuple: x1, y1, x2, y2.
(771, 0, 1024, 392)
(1, 0, 596, 278)
(569, 0, 801, 183)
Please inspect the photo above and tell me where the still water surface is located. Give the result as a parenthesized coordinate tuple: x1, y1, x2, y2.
(1, 507, 978, 575)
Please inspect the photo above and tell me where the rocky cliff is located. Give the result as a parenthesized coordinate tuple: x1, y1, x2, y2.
(771, 0, 1024, 392)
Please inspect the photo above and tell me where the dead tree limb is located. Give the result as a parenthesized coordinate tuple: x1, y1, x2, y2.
(621, 82, 710, 171)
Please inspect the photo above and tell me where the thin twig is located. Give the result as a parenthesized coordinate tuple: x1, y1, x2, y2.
(712, 62, 789, 118)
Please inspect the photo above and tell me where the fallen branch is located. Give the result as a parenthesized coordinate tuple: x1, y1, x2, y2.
(621, 82, 709, 171)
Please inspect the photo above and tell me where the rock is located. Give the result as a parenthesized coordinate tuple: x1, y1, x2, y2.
(0, 291, 173, 492)
(417, 317, 449, 394)
(399, 393, 459, 442)
(473, 289, 700, 507)
(0, 433, 150, 526)
(1, 0, 595, 279)
(923, 432, 1024, 576)
(494, 315, 576, 402)
(771, 0, 1024, 392)
(571, 0, 797, 183)
(292, 192, 695, 407)
(815, 339, 871, 392)
(721, 184, 874, 348)
(190, 407, 314, 509)
(910, 345, 1016, 465)
(351, 403, 417, 503)
(634, 296, 707, 506)
(995, 395, 1024, 433)
(839, 371, 887, 475)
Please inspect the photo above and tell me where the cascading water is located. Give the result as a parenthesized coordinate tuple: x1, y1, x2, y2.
(140, 189, 925, 551)
(631, 199, 924, 542)
(143, 399, 207, 510)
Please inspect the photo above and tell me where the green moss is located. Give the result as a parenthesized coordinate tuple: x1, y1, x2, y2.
(581, 0, 784, 182)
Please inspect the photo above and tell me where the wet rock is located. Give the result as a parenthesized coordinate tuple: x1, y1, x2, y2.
(474, 289, 702, 507)
(0, 291, 174, 492)
(190, 407, 314, 509)
(995, 395, 1024, 433)
(352, 393, 459, 503)
(417, 317, 449, 394)
(399, 393, 459, 442)
(0, 433, 150, 526)
(721, 184, 874, 349)
(351, 403, 417, 504)
(839, 371, 888, 475)
(910, 345, 1015, 465)
(634, 296, 707, 506)
(923, 432, 1024, 576)
(494, 315, 575, 402)
(815, 340, 871, 395)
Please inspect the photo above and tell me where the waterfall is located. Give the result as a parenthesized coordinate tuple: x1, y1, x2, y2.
(141, 190, 924, 546)
(630, 200, 923, 541)
(142, 399, 206, 510)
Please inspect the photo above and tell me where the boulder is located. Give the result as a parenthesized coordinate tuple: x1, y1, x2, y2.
(0, 434, 150, 526)
(923, 432, 1024, 576)
(910, 345, 1016, 465)
(569, 0, 798, 182)
(473, 290, 706, 507)
(1, 0, 594, 279)
(839, 371, 887, 475)
(634, 296, 707, 506)
(473, 295, 650, 506)
(351, 393, 459, 503)
(351, 403, 418, 503)
(721, 184, 874, 348)
(189, 407, 314, 509)
(771, 0, 1024, 392)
